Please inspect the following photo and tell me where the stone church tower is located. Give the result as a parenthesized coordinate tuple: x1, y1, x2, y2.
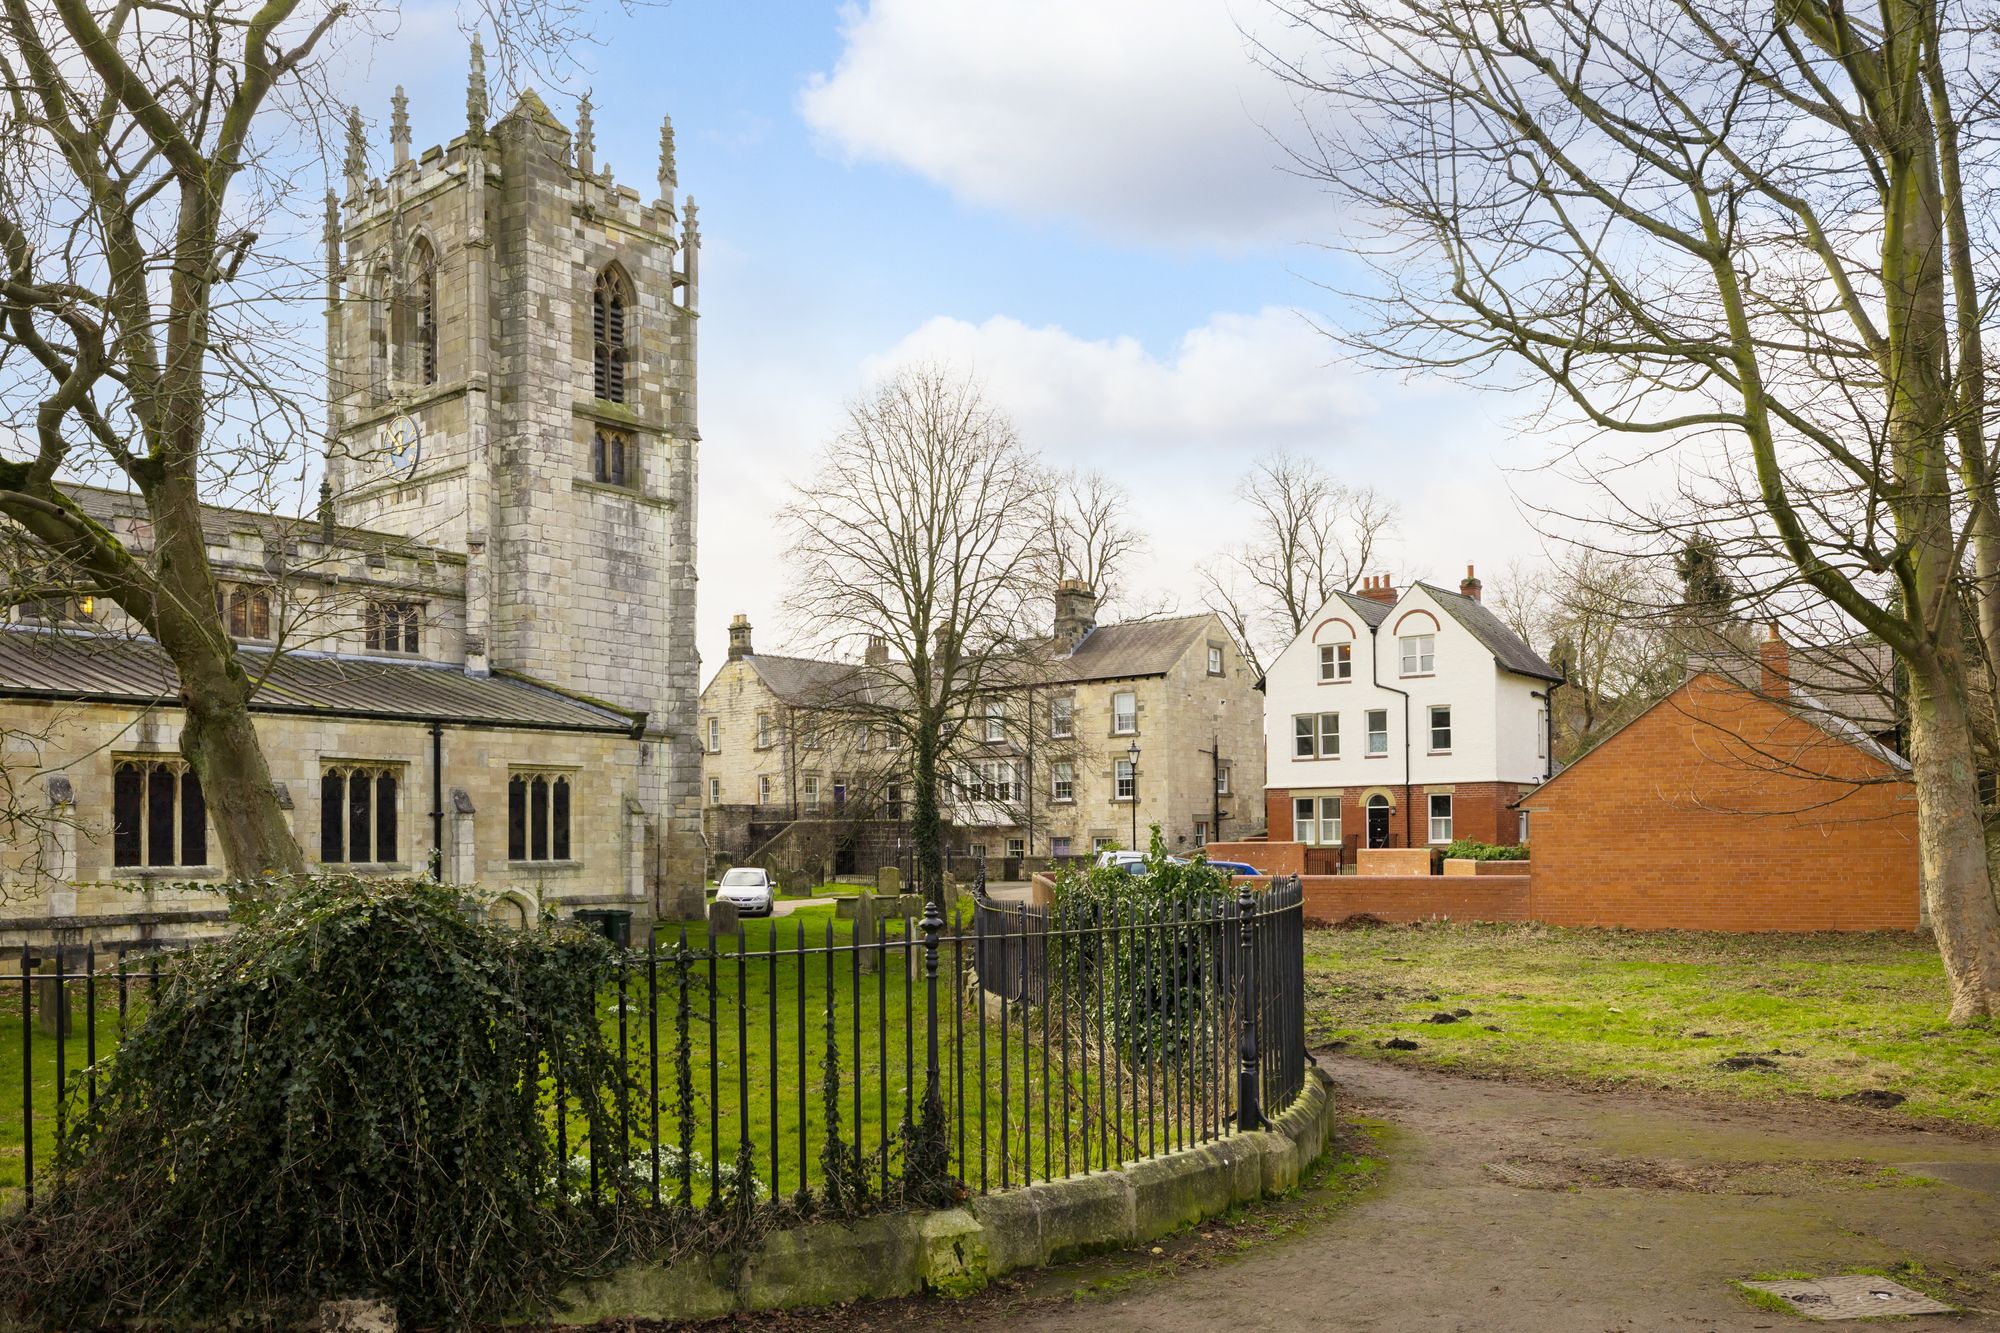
(322, 45, 704, 917)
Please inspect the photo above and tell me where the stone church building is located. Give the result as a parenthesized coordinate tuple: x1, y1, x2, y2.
(0, 55, 705, 950)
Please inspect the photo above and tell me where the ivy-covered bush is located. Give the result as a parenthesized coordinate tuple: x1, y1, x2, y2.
(0, 874, 646, 1329)
(1441, 838, 1530, 861)
(1047, 828, 1235, 1068)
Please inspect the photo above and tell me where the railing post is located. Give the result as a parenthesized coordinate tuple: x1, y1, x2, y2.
(1235, 882, 1261, 1131)
(922, 898, 944, 1121)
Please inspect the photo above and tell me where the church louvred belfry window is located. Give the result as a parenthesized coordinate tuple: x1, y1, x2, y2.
(410, 237, 438, 386)
(592, 267, 628, 402)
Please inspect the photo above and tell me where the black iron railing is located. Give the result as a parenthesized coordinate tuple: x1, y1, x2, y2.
(5, 877, 1307, 1217)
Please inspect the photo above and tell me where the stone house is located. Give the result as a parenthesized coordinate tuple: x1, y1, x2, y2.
(0, 65, 704, 949)
(1517, 628, 1920, 931)
(699, 585, 1265, 879)
(1260, 568, 1562, 867)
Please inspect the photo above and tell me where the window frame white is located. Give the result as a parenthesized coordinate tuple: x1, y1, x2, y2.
(1114, 758, 1136, 801)
(1429, 704, 1452, 753)
(983, 700, 1006, 743)
(1051, 761, 1075, 802)
(1051, 695, 1075, 739)
(707, 776, 721, 805)
(803, 774, 821, 808)
(1366, 708, 1390, 755)
(1428, 792, 1453, 844)
(1207, 645, 1225, 676)
(1318, 642, 1352, 682)
(1399, 632, 1436, 676)
(1111, 690, 1138, 735)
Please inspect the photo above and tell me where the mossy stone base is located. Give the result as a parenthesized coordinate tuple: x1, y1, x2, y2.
(550, 1070, 1335, 1325)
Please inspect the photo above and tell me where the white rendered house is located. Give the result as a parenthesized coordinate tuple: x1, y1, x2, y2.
(1259, 568, 1561, 862)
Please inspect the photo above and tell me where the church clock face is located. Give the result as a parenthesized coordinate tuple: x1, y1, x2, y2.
(381, 414, 422, 476)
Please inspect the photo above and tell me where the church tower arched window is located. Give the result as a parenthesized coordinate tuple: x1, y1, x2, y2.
(366, 263, 391, 400)
(408, 238, 438, 386)
(592, 267, 629, 403)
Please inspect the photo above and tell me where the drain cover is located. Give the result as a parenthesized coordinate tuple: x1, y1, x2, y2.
(1484, 1161, 1575, 1189)
(1740, 1275, 1954, 1321)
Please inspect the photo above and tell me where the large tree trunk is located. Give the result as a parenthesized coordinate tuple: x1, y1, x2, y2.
(1906, 651, 2000, 1021)
(149, 472, 304, 881)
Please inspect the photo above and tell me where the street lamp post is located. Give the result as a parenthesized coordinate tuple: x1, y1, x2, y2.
(1127, 740, 1141, 849)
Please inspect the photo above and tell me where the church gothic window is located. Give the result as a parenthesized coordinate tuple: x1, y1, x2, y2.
(113, 757, 207, 868)
(364, 600, 422, 654)
(223, 586, 272, 641)
(592, 268, 629, 403)
(508, 771, 573, 861)
(366, 263, 391, 400)
(320, 763, 399, 864)
(592, 428, 630, 486)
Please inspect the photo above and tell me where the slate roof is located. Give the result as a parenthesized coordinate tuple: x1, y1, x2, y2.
(0, 628, 639, 732)
(1416, 583, 1565, 683)
(1332, 590, 1393, 629)
(1051, 615, 1212, 683)
(742, 654, 885, 708)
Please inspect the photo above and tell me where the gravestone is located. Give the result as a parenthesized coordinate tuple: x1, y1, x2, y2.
(876, 865, 902, 895)
(35, 955, 70, 1039)
(707, 899, 742, 938)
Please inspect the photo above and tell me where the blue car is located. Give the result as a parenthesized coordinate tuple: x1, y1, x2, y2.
(1204, 859, 1262, 878)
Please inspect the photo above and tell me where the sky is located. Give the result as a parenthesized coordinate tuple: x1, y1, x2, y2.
(332, 0, 1551, 675)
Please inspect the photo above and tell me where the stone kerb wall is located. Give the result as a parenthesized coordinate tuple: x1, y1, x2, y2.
(552, 1070, 1336, 1323)
(1297, 873, 1529, 926)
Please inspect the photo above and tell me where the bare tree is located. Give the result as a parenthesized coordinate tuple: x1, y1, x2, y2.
(781, 366, 1055, 905)
(1034, 469, 1147, 612)
(1199, 451, 1396, 675)
(1493, 555, 1679, 759)
(1271, 0, 2000, 1017)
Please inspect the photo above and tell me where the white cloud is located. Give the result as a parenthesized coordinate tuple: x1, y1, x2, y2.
(696, 307, 1548, 670)
(799, 0, 1330, 248)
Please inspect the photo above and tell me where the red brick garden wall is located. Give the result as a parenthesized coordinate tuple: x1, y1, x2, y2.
(1295, 874, 1530, 925)
(1521, 675, 1920, 932)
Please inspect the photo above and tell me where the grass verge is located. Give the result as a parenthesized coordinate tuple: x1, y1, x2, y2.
(1304, 921, 2000, 1127)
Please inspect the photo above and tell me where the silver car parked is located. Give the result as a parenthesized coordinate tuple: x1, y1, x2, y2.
(713, 866, 775, 917)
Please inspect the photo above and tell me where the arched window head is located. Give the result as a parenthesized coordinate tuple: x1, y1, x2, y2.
(409, 238, 438, 386)
(592, 267, 630, 403)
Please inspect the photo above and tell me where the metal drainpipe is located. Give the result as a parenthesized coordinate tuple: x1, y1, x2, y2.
(1368, 617, 1414, 848)
(428, 721, 444, 882)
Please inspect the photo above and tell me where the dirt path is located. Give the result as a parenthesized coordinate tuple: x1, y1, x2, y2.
(725, 1055, 2000, 1332)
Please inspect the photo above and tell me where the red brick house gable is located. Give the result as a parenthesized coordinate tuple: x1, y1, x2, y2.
(1518, 672, 1919, 931)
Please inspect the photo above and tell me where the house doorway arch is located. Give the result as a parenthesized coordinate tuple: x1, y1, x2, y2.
(1365, 794, 1393, 849)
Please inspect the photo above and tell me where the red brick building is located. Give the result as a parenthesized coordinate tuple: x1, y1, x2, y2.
(1517, 634, 1920, 932)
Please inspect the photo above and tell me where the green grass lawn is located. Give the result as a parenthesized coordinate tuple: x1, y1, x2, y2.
(630, 904, 1220, 1204)
(1304, 922, 2000, 1126)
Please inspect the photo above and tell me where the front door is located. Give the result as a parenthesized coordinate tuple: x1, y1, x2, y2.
(1366, 797, 1391, 849)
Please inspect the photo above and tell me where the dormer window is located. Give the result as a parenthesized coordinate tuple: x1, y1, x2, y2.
(1399, 633, 1435, 676)
(592, 267, 629, 403)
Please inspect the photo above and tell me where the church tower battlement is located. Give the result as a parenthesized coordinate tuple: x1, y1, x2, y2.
(322, 45, 702, 910)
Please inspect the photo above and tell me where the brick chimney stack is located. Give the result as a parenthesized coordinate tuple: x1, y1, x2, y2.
(1759, 622, 1789, 700)
(1053, 578, 1099, 649)
(1359, 574, 1398, 604)
(727, 613, 753, 661)
(1460, 563, 1482, 602)
(864, 635, 890, 666)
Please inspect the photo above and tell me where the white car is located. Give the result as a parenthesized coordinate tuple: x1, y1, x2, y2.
(713, 867, 775, 917)
(1094, 849, 1188, 877)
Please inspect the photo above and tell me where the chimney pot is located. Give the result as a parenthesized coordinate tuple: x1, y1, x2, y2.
(1758, 622, 1790, 700)
(1360, 574, 1397, 604)
(864, 635, 889, 667)
(1460, 563, 1483, 602)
